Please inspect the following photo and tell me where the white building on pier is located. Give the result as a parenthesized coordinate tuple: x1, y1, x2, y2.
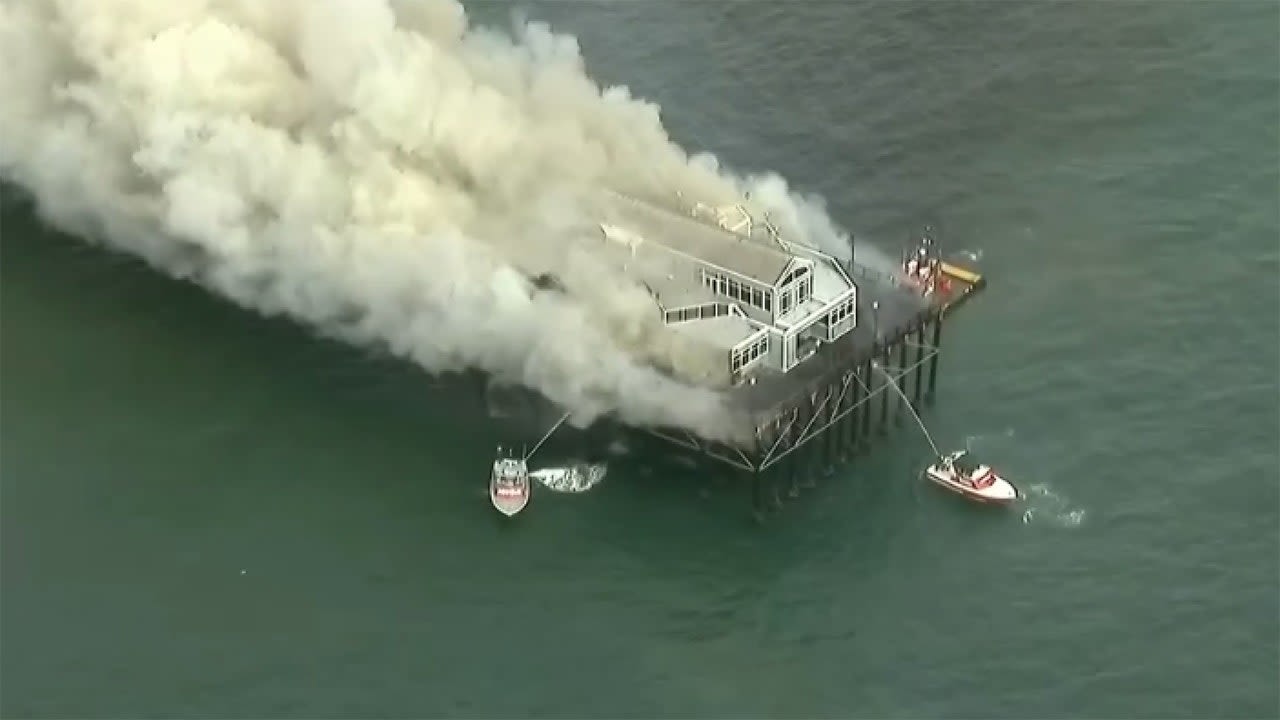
(590, 190, 859, 387)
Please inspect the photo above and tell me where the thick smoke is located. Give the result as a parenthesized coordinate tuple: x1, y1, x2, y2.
(0, 0, 863, 445)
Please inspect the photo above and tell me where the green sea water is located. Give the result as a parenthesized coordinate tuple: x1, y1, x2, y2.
(3, 2, 1277, 717)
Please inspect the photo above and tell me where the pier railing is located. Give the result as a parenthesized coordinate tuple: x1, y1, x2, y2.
(844, 260, 904, 289)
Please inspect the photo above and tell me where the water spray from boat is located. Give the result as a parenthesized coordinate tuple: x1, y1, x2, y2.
(490, 410, 568, 517)
(871, 360, 1019, 506)
(490, 409, 608, 515)
(530, 463, 608, 493)
(1021, 483, 1086, 527)
(871, 359, 941, 457)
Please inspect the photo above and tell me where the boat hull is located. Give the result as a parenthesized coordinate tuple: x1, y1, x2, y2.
(490, 483, 530, 516)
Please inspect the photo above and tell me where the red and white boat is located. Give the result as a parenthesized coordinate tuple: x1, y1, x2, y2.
(925, 450, 1018, 505)
(490, 450, 530, 517)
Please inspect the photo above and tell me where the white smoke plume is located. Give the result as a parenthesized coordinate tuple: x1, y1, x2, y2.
(0, 0, 861, 446)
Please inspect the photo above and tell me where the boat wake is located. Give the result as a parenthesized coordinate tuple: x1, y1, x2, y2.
(956, 429, 1085, 526)
(1020, 483, 1086, 528)
(529, 462, 608, 493)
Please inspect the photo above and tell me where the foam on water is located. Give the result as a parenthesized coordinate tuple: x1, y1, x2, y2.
(1021, 483, 1087, 528)
(530, 462, 608, 493)
(957, 429, 1085, 527)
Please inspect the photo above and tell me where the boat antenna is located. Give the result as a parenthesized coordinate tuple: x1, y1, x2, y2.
(524, 410, 572, 462)
(872, 360, 941, 458)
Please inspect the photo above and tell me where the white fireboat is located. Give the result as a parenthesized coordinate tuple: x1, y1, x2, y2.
(925, 450, 1019, 506)
(489, 411, 573, 517)
(490, 447, 530, 517)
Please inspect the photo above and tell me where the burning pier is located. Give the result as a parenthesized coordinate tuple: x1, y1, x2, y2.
(519, 191, 988, 515)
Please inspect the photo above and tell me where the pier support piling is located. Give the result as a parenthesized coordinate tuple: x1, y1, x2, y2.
(878, 344, 892, 434)
(913, 318, 927, 406)
(894, 335, 911, 427)
(848, 365, 864, 455)
(926, 314, 943, 403)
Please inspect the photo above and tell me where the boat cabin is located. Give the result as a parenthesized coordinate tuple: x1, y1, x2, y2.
(492, 454, 528, 487)
(943, 451, 994, 488)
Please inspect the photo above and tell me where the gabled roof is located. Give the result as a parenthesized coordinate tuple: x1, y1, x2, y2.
(594, 191, 795, 286)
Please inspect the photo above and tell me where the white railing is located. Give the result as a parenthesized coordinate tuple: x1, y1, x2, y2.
(845, 261, 903, 288)
(663, 301, 741, 325)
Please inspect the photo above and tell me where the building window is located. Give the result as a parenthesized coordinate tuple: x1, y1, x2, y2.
(699, 302, 729, 319)
(797, 274, 812, 305)
(730, 333, 769, 373)
(702, 270, 772, 313)
(768, 263, 808, 313)
(775, 265, 811, 315)
(666, 302, 734, 324)
(827, 294, 855, 326)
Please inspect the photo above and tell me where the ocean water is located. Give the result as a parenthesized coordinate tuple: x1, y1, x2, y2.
(2, 2, 1277, 718)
